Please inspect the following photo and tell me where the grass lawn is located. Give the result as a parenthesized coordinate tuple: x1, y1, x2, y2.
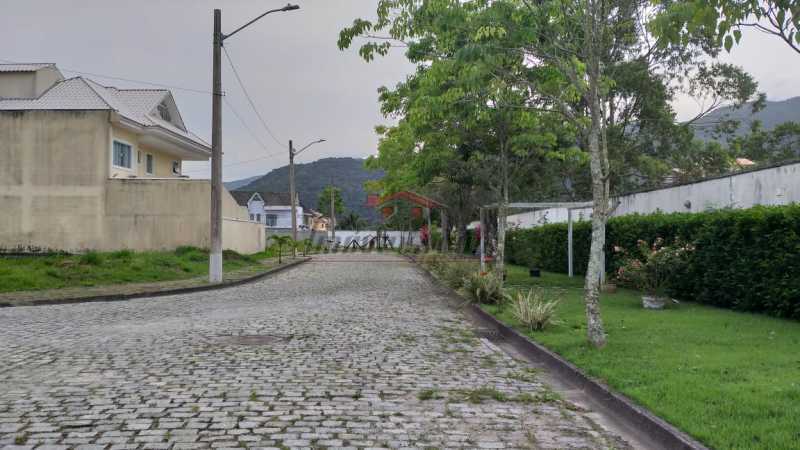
(480, 264, 800, 450)
(0, 247, 268, 293)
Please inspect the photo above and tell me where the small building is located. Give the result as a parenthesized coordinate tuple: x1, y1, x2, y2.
(0, 63, 264, 254)
(230, 191, 305, 230)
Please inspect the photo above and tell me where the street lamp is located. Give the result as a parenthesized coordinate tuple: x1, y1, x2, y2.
(209, 4, 300, 283)
(289, 139, 326, 240)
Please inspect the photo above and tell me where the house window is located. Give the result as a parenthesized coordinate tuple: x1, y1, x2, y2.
(250, 214, 254, 221)
(113, 141, 132, 169)
(256, 214, 261, 223)
(171, 161, 180, 175)
(145, 154, 154, 175)
(158, 102, 172, 122)
(265, 214, 278, 227)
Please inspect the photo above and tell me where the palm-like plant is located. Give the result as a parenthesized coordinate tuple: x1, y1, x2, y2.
(270, 235, 294, 264)
(301, 238, 313, 256)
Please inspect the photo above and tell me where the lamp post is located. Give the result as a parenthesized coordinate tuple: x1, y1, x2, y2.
(289, 138, 326, 241)
(209, 3, 299, 283)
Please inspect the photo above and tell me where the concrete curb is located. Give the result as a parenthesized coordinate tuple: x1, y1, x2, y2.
(411, 257, 709, 450)
(0, 257, 311, 308)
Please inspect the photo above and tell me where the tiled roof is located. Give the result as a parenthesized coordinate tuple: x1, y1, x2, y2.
(0, 77, 208, 149)
(0, 63, 56, 72)
(230, 191, 293, 207)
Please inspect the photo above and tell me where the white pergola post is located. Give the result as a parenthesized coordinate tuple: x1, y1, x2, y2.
(568, 208, 574, 277)
(479, 201, 593, 277)
(479, 207, 486, 273)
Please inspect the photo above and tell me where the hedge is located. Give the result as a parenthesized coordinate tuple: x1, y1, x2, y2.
(506, 205, 800, 320)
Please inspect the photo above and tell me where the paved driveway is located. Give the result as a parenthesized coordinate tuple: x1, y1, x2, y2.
(0, 253, 630, 450)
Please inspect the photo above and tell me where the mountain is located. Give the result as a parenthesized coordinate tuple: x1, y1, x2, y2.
(236, 157, 384, 222)
(224, 175, 261, 191)
(692, 96, 800, 141)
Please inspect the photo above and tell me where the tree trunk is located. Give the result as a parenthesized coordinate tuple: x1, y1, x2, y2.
(582, 0, 608, 349)
(456, 222, 467, 254)
(495, 141, 508, 277)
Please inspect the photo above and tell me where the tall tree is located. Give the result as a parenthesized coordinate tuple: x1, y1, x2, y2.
(340, 0, 759, 348)
(652, 0, 800, 55)
(317, 186, 345, 218)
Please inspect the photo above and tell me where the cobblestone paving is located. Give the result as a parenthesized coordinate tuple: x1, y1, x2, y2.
(0, 253, 632, 450)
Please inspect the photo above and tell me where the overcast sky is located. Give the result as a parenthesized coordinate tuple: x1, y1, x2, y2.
(2, 0, 798, 182)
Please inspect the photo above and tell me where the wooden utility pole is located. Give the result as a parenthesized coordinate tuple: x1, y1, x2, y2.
(330, 182, 336, 247)
(289, 139, 297, 241)
(209, 9, 223, 283)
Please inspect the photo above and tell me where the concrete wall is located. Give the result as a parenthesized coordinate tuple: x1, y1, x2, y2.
(502, 161, 800, 229)
(0, 110, 263, 254)
(104, 179, 261, 253)
(0, 110, 109, 252)
(0, 67, 63, 99)
(0, 72, 36, 99)
(223, 218, 266, 254)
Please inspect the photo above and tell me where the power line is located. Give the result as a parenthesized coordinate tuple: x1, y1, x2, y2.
(0, 58, 212, 94)
(222, 46, 288, 149)
(224, 97, 272, 154)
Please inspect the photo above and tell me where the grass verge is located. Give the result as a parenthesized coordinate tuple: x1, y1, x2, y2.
(481, 264, 800, 450)
(0, 247, 266, 293)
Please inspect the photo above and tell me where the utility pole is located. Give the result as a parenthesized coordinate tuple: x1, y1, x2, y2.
(288, 138, 325, 242)
(289, 140, 297, 241)
(330, 181, 336, 247)
(207, 4, 299, 283)
(210, 9, 223, 283)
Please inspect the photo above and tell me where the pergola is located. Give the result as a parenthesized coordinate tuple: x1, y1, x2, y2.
(376, 191, 448, 251)
(479, 201, 593, 276)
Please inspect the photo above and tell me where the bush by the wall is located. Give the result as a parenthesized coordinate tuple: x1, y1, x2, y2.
(506, 205, 800, 320)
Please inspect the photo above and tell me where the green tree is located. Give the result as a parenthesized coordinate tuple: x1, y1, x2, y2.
(339, 0, 759, 348)
(339, 212, 367, 231)
(317, 186, 345, 219)
(652, 0, 800, 55)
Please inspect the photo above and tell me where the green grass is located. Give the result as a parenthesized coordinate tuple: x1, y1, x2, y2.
(0, 247, 264, 293)
(481, 264, 800, 450)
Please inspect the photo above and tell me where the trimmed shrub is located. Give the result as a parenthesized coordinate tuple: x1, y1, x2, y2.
(506, 205, 800, 319)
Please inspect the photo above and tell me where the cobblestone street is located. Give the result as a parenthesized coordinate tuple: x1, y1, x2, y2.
(0, 253, 631, 450)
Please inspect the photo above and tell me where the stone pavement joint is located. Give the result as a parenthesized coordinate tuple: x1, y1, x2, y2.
(0, 252, 632, 450)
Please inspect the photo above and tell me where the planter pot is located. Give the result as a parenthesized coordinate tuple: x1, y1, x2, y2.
(642, 295, 666, 310)
(529, 267, 541, 277)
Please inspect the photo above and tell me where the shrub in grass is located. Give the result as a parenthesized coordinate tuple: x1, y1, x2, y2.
(508, 288, 561, 331)
(110, 249, 133, 260)
(174, 245, 202, 256)
(222, 249, 254, 262)
(441, 260, 476, 289)
(419, 252, 446, 272)
(79, 251, 102, 266)
(462, 271, 504, 304)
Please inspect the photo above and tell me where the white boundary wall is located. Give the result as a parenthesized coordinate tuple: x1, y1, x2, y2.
(503, 161, 800, 229)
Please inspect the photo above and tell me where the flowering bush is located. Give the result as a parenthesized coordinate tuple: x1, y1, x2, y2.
(616, 238, 694, 295)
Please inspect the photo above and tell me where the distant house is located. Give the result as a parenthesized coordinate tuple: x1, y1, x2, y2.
(231, 191, 306, 230)
(0, 63, 264, 253)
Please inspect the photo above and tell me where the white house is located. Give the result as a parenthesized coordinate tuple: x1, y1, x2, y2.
(231, 191, 305, 230)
